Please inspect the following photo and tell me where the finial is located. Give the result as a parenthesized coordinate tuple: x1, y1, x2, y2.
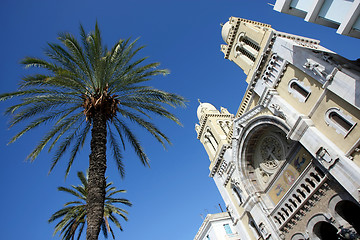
(198, 99, 202, 104)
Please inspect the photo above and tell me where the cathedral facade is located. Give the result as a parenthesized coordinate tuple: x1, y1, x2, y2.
(195, 17, 360, 240)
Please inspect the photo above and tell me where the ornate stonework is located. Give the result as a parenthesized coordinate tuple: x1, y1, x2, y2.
(195, 17, 360, 240)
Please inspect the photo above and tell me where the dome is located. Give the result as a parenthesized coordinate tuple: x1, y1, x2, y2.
(221, 21, 231, 43)
(197, 102, 218, 120)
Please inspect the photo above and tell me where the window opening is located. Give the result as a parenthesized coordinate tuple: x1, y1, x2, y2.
(243, 38, 260, 51)
(288, 79, 310, 102)
(249, 219, 262, 238)
(204, 128, 218, 152)
(290, 82, 309, 98)
(239, 47, 256, 62)
(325, 108, 356, 136)
(329, 111, 352, 131)
(223, 224, 233, 235)
(232, 186, 243, 205)
(315, 167, 325, 178)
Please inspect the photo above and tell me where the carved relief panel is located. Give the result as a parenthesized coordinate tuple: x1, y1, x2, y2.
(253, 133, 286, 189)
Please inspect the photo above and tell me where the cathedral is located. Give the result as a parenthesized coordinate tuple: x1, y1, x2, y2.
(195, 17, 360, 240)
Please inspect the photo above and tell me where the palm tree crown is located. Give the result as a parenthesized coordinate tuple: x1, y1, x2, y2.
(0, 22, 185, 176)
(49, 171, 132, 240)
(0, 23, 185, 240)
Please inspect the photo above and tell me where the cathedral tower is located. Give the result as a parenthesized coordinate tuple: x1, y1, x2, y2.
(195, 102, 233, 172)
(196, 17, 360, 240)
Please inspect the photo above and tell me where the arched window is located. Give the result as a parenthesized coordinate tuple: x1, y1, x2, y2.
(325, 108, 356, 136)
(233, 32, 259, 63)
(288, 79, 310, 102)
(205, 128, 218, 147)
(232, 185, 243, 205)
(249, 218, 262, 239)
(291, 232, 306, 240)
(313, 221, 338, 240)
(218, 120, 230, 135)
(234, 43, 256, 62)
(335, 200, 360, 234)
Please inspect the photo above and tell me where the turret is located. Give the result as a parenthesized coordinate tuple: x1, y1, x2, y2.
(221, 17, 273, 81)
(195, 101, 233, 163)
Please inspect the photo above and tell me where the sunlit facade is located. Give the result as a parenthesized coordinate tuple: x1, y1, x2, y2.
(273, 0, 360, 39)
(195, 17, 360, 239)
(194, 212, 241, 240)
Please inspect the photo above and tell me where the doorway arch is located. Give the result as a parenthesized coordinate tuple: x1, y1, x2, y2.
(335, 200, 360, 234)
(235, 116, 292, 194)
(313, 221, 338, 240)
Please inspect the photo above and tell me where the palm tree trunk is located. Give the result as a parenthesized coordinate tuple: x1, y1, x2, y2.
(87, 110, 107, 240)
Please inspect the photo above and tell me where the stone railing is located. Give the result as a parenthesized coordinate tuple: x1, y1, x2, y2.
(270, 163, 327, 229)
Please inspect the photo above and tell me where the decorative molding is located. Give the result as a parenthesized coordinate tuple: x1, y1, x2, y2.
(224, 162, 236, 186)
(316, 147, 333, 164)
(235, 34, 276, 118)
(303, 58, 328, 83)
(224, 17, 241, 59)
(261, 53, 287, 88)
(209, 144, 231, 178)
(275, 31, 320, 49)
(270, 104, 286, 120)
(236, 89, 254, 117)
(288, 78, 311, 103)
(259, 87, 277, 108)
(233, 105, 264, 134)
(224, 17, 271, 59)
(196, 113, 233, 139)
(324, 107, 357, 137)
(271, 164, 327, 230)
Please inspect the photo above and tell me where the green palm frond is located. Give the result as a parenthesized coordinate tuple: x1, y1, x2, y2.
(49, 171, 131, 239)
(1, 22, 186, 176)
(108, 124, 125, 177)
(113, 117, 149, 166)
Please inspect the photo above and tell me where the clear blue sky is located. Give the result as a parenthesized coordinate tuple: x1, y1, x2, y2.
(0, 1, 358, 239)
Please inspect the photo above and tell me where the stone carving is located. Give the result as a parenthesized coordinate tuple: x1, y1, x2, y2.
(231, 177, 241, 187)
(303, 58, 328, 79)
(255, 134, 285, 187)
(235, 105, 263, 127)
(271, 104, 286, 119)
(260, 135, 282, 170)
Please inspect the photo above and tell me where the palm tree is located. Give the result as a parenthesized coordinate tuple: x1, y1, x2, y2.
(0, 23, 185, 240)
(49, 171, 132, 240)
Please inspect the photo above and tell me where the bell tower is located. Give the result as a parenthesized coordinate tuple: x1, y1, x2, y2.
(195, 101, 233, 165)
(221, 17, 273, 83)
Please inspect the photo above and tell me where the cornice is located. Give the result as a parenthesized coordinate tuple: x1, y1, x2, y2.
(274, 31, 320, 49)
(193, 214, 210, 240)
(193, 212, 231, 240)
(197, 113, 233, 139)
(209, 144, 231, 178)
(224, 162, 236, 186)
(224, 17, 272, 59)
